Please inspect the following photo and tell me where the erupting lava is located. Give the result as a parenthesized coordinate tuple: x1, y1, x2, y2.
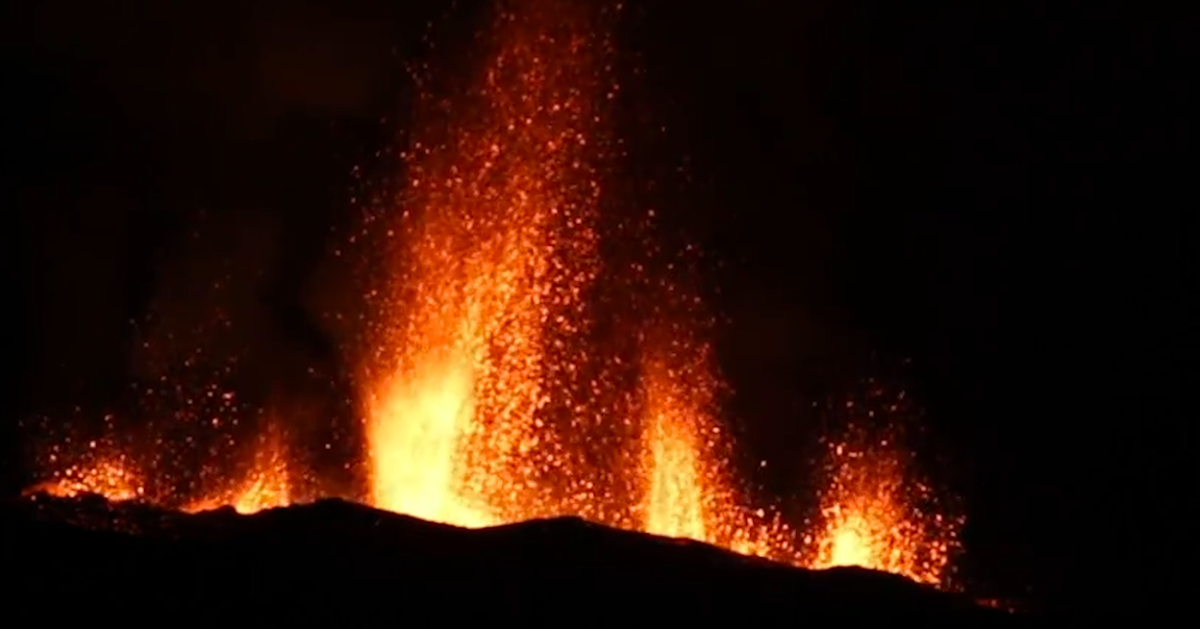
(21, 0, 963, 590)
(640, 355, 712, 541)
(804, 391, 962, 585)
(183, 420, 291, 515)
(27, 420, 293, 516)
(635, 335, 797, 562)
(359, 0, 616, 527)
(27, 453, 143, 502)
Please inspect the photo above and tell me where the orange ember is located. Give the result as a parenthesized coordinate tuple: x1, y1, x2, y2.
(22, 0, 963, 591)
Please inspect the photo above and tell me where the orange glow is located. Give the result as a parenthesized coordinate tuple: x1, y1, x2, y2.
(365, 357, 491, 525)
(640, 360, 709, 541)
(804, 422, 962, 585)
(634, 334, 800, 562)
(25, 454, 143, 502)
(184, 422, 292, 515)
(358, 0, 616, 527)
(21, 0, 965, 592)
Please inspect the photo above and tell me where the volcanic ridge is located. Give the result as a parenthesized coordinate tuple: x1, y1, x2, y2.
(7, 493, 1024, 624)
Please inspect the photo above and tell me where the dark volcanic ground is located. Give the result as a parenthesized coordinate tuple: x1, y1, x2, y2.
(5, 494, 1023, 625)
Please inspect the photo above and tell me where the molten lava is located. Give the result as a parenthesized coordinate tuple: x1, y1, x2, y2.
(27, 454, 143, 502)
(634, 338, 799, 563)
(803, 399, 962, 585)
(359, 0, 616, 527)
(640, 358, 710, 541)
(184, 421, 291, 515)
(366, 359, 488, 525)
(21, 0, 964, 591)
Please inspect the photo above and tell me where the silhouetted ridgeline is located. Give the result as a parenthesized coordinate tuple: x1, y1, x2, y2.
(5, 494, 1025, 624)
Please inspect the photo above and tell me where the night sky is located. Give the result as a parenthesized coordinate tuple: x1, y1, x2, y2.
(3, 0, 1185, 614)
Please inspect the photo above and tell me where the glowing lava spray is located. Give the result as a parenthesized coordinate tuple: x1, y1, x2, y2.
(360, 0, 619, 527)
(25, 0, 965, 591)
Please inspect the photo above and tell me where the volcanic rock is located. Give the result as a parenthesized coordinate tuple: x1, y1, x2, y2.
(4, 494, 1025, 624)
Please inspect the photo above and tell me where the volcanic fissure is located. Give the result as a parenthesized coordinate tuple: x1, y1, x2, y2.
(21, 0, 962, 589)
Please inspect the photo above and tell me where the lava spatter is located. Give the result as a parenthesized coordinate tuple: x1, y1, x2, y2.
(640, 351, 712, 541)
(26, 455, 144, 502)
(19, 0, 967, 592)
(803, 387, 963, 586)
(184, 417, 292, 515)
(359, 0, 621, 527)
(634, 324, 796, 561)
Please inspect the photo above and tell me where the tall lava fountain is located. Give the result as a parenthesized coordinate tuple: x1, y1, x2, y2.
(359, 0, 620, 527)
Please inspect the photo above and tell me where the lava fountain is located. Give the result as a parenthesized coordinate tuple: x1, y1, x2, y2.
(633, 311, 794, 560)
(25, 453, 144, 502)
(183, 416, 291, 515)
(359, 0, 618, 527)
(640, 350, 712, 541)
(20, 0, 966, 591)
(803, 389, 963, 585)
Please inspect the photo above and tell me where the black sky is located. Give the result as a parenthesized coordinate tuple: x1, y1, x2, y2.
(2, 0, 1187, 614)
